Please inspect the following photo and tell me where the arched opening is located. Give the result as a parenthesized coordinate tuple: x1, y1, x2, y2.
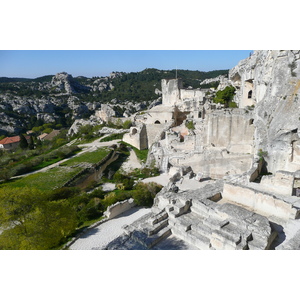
(154, 120, 161, 124)
(249, 119, 254, 125)
(131, 128, 138, 135)
(248, 90, 253, 99)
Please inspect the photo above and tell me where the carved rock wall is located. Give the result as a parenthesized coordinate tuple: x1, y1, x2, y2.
(229, 50, 300, 173)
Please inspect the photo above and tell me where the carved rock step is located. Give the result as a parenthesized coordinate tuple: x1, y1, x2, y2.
(128, 226, 172, 249)
(147, 219, 169, 236)
(191, 222, 212, 237)
(168, 211, 202, 231)
(168, 200, 191, 218)
(148, 210, 168, 225)
(172, 226, 211, 250)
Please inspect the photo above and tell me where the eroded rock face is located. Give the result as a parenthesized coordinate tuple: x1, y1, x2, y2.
(51, 72, 90, 94)
(229, 50, 300, 173)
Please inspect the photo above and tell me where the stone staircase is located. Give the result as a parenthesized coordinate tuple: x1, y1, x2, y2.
(106, 183, 277, 250)
(121, 210, 172, 249)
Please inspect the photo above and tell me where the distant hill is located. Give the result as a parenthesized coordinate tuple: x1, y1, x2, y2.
(0, 68, 229, 135)
(0, 75, 54, 83)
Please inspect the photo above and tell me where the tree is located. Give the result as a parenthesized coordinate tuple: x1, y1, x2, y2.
(0, 168, 13, 181)
(28, 135, 34, 150)
(0, 187, 77, 249)
(19, 133, 28, 149)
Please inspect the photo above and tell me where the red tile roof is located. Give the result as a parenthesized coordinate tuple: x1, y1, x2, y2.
(0, 135, 30, 145)
(0, 136, 21, 145)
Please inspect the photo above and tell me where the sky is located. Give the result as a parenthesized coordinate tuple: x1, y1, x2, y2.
(0, 50, 251, 79)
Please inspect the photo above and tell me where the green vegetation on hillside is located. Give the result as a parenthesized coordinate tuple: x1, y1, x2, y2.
(0, 141, 162, 250)
(77, 68, 229, 103)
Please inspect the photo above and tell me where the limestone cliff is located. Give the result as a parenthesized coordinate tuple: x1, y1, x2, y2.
(229, 50, 300, 173)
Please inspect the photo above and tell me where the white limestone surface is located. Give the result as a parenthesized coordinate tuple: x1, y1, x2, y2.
(121, 148, 142, 173)
(142, 173, 215, 191)
(70, 207, 151, 250)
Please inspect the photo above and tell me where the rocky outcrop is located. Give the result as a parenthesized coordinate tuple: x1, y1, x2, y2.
(51, 72, 90, 94)
(229, 50, 300, 173)
(67, 115, 104, 135)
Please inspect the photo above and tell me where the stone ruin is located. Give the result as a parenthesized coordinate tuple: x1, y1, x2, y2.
(105, 50, 300, 250)
(104, 167, 300, 250)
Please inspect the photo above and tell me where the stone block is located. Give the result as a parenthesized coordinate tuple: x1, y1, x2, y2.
(186, 230, 211, 250)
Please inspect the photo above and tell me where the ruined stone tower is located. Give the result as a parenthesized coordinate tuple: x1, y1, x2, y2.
(161, 78, 183, 106)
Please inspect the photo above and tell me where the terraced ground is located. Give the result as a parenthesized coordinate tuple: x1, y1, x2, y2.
(1, 147, 111, 191)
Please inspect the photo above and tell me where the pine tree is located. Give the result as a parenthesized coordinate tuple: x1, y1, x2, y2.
(19, 134, 28, 149)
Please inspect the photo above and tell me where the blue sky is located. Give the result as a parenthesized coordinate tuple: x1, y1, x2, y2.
(0, 50, 251, 79)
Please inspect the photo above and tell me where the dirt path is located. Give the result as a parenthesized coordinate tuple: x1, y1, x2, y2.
(120, 148, 142, 173)
(69, 207, 151, 250)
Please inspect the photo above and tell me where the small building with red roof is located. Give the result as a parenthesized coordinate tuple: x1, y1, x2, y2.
(0, 135, 30, 151)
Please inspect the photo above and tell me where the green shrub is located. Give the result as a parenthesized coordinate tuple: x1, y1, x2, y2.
(185, 120, 195, 130)
(213, 86, 236, 107)
(257, 149, 268, 161)
(132, 182, 162, 207)
(228, 101, 238, 108)
(123, 120, 132, 129)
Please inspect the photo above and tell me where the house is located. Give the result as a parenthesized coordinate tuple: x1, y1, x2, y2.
(37, 130, 60, 141)
(0, 135, 31, 151)
(43, 130, 60, 141)
(37, 133, 48, 141)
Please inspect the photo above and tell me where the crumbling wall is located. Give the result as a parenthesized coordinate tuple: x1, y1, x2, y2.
(229, 50, 300, 173)
(180, 89, 204, 103)
(222, 182, 300, 220)
(202, 109, 255, 154)
(123, 124, 148, 150)
(104, 198, 136, 219)
(260, 171, 294, 196)
(161, 78, 183, 106)
(145, 124, 166, 148)
(169, 151, 253, 179)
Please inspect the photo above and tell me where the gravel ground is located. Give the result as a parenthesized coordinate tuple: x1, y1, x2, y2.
(69, 207, 151, 250)
(120, 148, 142, 173)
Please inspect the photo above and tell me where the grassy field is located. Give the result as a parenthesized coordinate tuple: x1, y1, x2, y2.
(1, 166, 83, 191)
(1, 147, 111, 191)
(60, 148, 111, 167)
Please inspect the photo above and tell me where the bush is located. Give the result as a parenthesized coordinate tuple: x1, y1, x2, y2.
(257, 149, 268, 161)
(185, 120, 195, 130)
(128, 167, 160, 179)
(132, 182, 162, 207)
(228, 101, 238, 108)
(48, 187, 80, 201)
(123, 120, 132, 129)
(213, 86, 235, 107)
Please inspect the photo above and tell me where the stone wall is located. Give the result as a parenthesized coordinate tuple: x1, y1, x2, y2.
(260, 171, 294, 196)
(145, 124, 167, 148)
(123, 124, 148, 150)
(202, 109, 255, 153)
(180, 89, 204, 103)
(161, 78, 183, 106)
(222, 182, 300, 220)
(170, 151, 253, 179)
(104, 198, 136, 219)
